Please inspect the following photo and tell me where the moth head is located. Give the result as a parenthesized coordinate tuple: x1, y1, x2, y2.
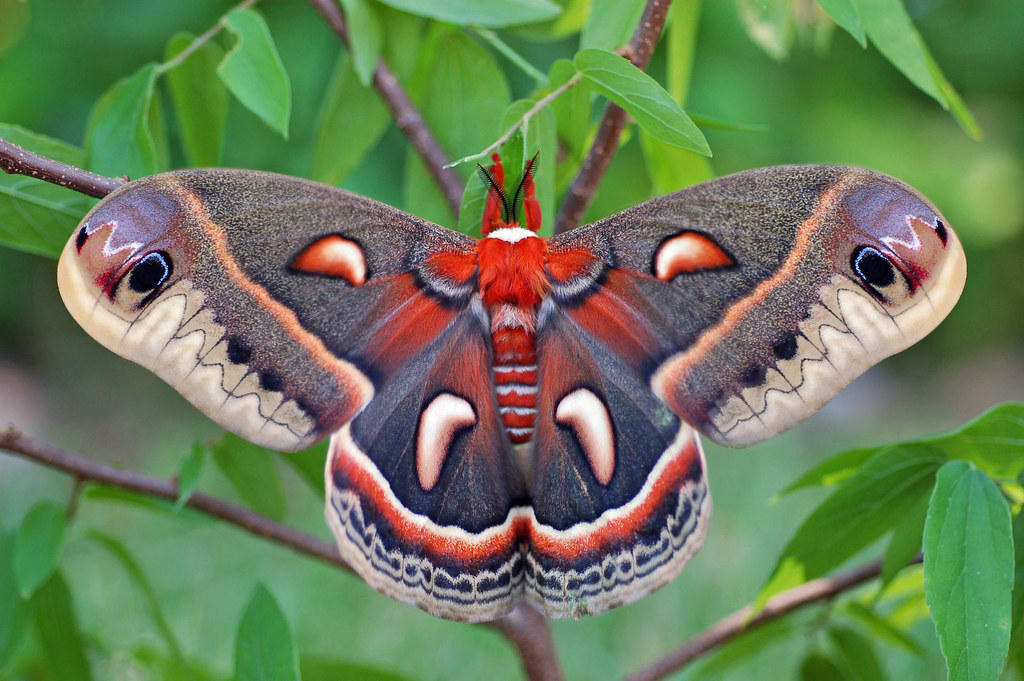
(838, 174, 966, 313)
(58, 179, 190, 318)
(478, 152, 542, 234)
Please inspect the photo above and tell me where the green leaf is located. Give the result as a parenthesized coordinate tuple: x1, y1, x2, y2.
(923, 403, 1024, 480)
(799, 653, 848, 681)
(0, 124, 93, 258)
(164, 32, 229, 166)
(32, 572, 93, 681)
(13, 502, 66, 600)
(234, 584, 299, 681)
(776, 447, 877, 498)
(851, 0, 978, 138)
(757, 444, 943, 609)
(175, 443, 206, 510)
(851, 0, 937, 100)
(147, 87, 171, 173)
(339, 0, 383, 86)
(86, 531, 183, 662)
(548, 59, 590, 161)
(373, 0, 560, 27)
(924, 461, 1013, 681)
(580, 0, 646, 52)
(85, 62, 161, 179)
(218, 8, 291, 138)
(210, 433, 287, 521)
(816, 0, 866, 47)
(0, 532, 30, 670)
(457, 163, 491, 236)
(828, 626, 887, 681)
(574, 48, 710, 155)
(639, 130, 714, 196)
(301, 657, 413, 681)
(780, 403, 1024, 503)
(309, 52, 391, 186)
(278, 442, 329, 495)
(921, 47, 982, 141)
(842, 601, 925, 657)
(880, 491, 928, 590)
(1008, 497, 1024, 667)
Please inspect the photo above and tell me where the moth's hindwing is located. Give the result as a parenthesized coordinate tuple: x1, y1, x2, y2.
(325, 301, 530, 623)
(527, 300, 711, 618)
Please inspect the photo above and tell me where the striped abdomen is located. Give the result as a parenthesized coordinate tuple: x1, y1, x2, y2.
(491, 305, 538, 444)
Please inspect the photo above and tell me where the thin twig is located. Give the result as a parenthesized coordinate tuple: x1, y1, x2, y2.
(623, 557, 907, 681)
(304, 0, 465, 214)
(447, 73, 584, 168)
(0, 427, 347, 568)
(157, 0, 258, 74)
(0, 137, 123, 198)
(0, 424, 561, 678)
(554, 0, 673, 234)
(473, 27, 548, 86)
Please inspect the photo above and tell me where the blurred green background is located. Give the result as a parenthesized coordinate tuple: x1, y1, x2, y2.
(0, 0, 1021, 679)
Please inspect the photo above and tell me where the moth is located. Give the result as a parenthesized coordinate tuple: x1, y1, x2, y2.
(57, 156, 965, 622)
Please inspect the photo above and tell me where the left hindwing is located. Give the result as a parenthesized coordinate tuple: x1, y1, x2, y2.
(544, 165, 966, 448)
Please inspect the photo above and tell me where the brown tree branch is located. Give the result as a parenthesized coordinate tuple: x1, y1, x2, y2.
(304, 0, 466, 214)
(623, 556, 913, 681)
(0, 425, 561, 680)
(488, 605, 566, 681)
(0, 138, 124, 198)
(0, 427, 347, 568)
(554, 0, 673, 234)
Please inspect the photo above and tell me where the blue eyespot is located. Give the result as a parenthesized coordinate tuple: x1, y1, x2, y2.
(851, 246, 895, 289)
(128, 251, 172, 294)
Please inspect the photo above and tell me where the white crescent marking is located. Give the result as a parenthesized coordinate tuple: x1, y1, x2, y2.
(416, 393, 477, 491)
(555, 388, 615, 486)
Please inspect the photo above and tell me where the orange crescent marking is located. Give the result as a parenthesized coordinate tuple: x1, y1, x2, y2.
(651, 181, 847, 407)
(655, 232, 734, 279)
(290, 235, 367, 285)
(174, 183, 373, 415)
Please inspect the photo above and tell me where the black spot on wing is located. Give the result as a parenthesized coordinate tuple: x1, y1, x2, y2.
(772, 333, 798, 360)
(738, 364, 767, 388)
(76, 225, 89, 251)
(226, 337, 252, 365)
(258, 370, 284, 392)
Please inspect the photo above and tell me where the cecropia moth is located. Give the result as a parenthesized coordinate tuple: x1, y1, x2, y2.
(57, 156, 966, 621)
